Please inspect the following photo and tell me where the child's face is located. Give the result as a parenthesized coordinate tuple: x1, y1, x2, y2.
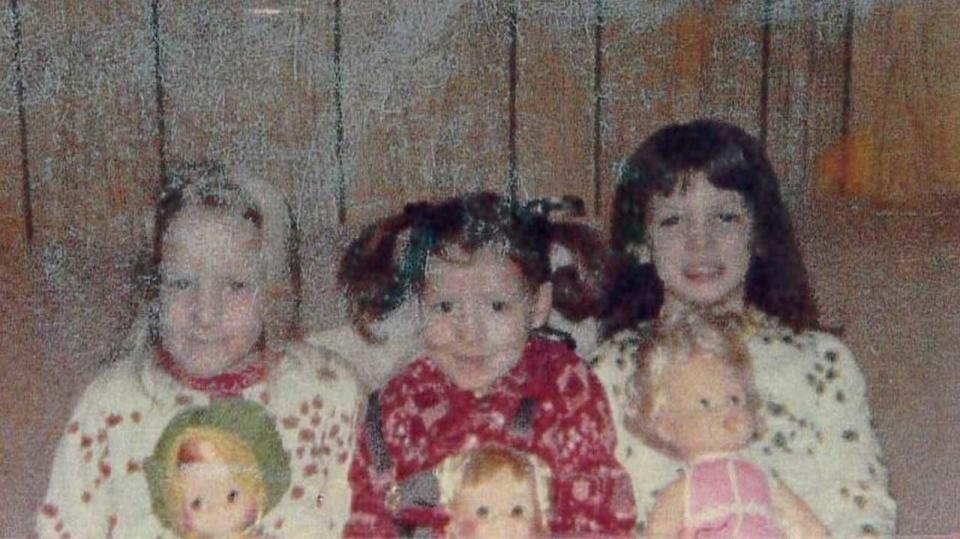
(449, 467, 540, 539)
(421, 246, 551, 393)
(177, 461, 260, 536)
(652, 351, 756, 459)
(646, 171, 753, 316)
(160, 209, 265, 377)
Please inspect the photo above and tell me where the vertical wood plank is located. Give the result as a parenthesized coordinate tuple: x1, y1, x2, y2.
(515, 0, 596, 211)
(158, 2, 340, 328)
(763, 1, 848, 208)
(0, 1, 26, 257)
(18, 1, 158, 250)
(598, 0, 765, 222)
(159, 2, 338, 229)
(836, 0, 960, 202)
(340, 1, 510, 223)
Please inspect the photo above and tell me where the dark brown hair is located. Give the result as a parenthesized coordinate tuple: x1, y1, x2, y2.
(339, 192, 605, 341)
(601, 119, 818, 337)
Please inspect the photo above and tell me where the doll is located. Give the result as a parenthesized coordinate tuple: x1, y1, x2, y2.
(145, 400, 290, 538)
(441, 447, 548, 539)
(623, 316, 828, 538)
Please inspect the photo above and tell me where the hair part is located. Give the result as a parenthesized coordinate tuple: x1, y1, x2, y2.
(601, 119, 818, 337)
(339, 192, 607, 341)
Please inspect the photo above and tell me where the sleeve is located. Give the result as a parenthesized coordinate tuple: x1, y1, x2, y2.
(343, 394, 399, 538)
(750, 331, 897, 537)
(36, 380, 117, 538)
(533, 352, 637, 535)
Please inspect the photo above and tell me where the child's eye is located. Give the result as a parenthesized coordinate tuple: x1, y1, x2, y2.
(718, 212, 742, 224)
(700, 398, 711, 409)
(227, 489, 238, 503)
(730, 395, 741, 405)
(190, 497, 203, 510)
(511, 505, 525, 517)
(436, 301, 454, 314)
(228, 280, 247, 291)
(168, 278, 191, 290)
(491, 300, 507, 312)
(658, 215, 680, 227)
(476, 506, 489, 518)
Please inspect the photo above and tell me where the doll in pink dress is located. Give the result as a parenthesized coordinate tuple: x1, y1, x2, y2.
(623, 314, 828, 538)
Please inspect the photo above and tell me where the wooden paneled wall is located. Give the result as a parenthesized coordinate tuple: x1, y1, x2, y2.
(3, 1, 958, 259)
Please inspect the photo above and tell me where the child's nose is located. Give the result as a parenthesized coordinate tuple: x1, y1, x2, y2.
(455, 307, 483, 342)
(194, 287, 223, 327)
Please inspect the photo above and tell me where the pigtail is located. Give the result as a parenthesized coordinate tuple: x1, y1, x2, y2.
(338, 210, 419, 342)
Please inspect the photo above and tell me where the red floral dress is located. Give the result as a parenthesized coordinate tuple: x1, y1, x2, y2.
(345, 338, 636, 537)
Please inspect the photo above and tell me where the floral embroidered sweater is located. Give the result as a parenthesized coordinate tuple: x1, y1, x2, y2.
(345, 338, 637, 537)
(37, 341, 362, 539)
(590, 311, 897, 537)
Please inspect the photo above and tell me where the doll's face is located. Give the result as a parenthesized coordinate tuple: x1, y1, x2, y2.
(652, 351, 757, 459)
(448, 467, 540, 539)
(177, 459, 260, 537)
(646, 171, 754, 318)
(160, 209, 265, 377)
(421, 246, 551, 393)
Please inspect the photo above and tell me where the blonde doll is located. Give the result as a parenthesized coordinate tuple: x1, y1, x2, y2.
(624, 316, 827, 538)
(144, 400, 290, 538)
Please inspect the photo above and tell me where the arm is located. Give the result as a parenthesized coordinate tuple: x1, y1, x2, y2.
(771, 478, 829, 539)
(749, 330, 897, 537)
(644, 477, 685, 539)
(36, 386, 112, 538)
(343, 396, 399, 538)
(534, 353, 637, 535)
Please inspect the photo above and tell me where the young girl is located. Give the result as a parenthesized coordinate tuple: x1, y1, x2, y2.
(591, 120, 896, 536)
(341, 192, 636, 537)
(624, 315, 827, 537)
(37, 161, 362, 537)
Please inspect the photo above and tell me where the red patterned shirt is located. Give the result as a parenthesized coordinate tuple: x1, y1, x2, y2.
(346, 338, 636, 537)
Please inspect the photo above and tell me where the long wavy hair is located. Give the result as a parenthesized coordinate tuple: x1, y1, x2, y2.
(601, 119, 818, 337)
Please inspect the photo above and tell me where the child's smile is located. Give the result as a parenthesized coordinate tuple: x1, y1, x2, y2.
(420, 246, 550, 394)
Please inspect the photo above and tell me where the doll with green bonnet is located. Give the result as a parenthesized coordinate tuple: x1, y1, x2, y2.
(145, 400, 290, 538)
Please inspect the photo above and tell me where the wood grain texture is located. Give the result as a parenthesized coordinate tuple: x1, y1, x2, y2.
(17, 1, 158, 248)
(515, 0, 595, 209)
(597, 0, 765, 222)
(159, 2, 338, 228)
(340, 1, 510, 224)
(0, 1, 25, 256)
(834, 0, 960, 202)
(762, 0, 848, 208)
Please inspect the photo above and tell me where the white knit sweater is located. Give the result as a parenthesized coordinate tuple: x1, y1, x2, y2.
(37, 341, 362, 538)
(589, 312, 897, 537)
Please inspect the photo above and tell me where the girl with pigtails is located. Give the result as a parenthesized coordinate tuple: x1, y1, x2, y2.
(341, 192, 636, 537)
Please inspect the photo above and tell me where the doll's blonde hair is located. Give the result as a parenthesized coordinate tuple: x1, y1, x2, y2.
(164, 426, 266, 538)
(625, 312, 763, 459)
(439, 446, 550, 531)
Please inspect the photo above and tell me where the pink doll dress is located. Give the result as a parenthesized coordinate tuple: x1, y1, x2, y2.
(681, 454, 785, 539)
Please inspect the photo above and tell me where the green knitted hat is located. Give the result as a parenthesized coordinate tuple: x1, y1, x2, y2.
(144, 399, 291, 530)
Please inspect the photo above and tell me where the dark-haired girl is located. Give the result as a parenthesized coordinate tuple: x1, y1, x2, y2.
(342, 192, 636, 537)
(592, 120, 896, 536)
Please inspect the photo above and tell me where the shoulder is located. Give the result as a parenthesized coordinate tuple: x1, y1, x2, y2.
(279, 340, 363, 405)
(748, 317, 867, 400)
(69, 352, 154, 418)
